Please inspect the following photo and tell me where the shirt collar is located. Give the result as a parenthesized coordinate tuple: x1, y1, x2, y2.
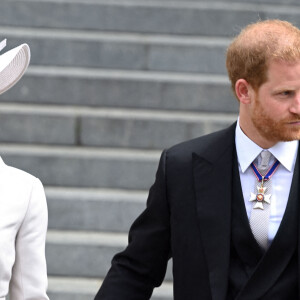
(235, 118, 298, 173)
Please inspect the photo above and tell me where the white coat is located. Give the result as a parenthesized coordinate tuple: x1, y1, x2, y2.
(0, 157, 49, 299)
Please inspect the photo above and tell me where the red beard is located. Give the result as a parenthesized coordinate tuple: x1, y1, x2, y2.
(251, 97, 300, 143)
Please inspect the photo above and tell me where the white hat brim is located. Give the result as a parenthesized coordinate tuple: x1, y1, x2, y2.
(0, 44, 30, 95)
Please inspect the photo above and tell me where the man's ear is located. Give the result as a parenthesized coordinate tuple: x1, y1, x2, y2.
(235, 79, 253, 104)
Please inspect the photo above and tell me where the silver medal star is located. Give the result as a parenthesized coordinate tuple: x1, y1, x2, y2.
(249, 185, 271, 210)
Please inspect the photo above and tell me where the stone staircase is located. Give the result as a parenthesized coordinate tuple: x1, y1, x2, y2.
(0, 0, 297, 299)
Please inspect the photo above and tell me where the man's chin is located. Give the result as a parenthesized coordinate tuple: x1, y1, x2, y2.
(277, 132, 300, 142)
(258, 129, 300, 144)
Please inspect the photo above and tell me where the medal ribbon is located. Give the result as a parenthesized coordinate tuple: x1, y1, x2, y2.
(250, 159, 280, 182)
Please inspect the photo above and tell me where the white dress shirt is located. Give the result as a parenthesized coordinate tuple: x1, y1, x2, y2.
(0, 157, 49, 300)
(235, 120, 298, 243)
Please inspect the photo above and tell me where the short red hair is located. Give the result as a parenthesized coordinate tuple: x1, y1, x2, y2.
(226, 19, 300, 99)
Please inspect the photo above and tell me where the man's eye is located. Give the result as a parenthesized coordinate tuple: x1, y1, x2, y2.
(279, 91, 292, 96)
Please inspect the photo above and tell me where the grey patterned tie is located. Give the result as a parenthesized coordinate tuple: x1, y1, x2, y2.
(249, 151, 272, 250)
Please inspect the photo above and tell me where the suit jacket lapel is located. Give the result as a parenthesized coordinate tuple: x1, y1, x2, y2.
(192, 124, 236, 300)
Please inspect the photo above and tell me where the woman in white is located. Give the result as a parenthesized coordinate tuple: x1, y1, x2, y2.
(0, 40, 49, 300)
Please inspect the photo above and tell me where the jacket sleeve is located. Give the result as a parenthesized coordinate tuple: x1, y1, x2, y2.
(9, 178, 49, 300)
(95, 150, 171, 300)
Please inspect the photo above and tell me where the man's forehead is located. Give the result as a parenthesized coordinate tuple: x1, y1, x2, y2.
(262, 59, 300, 86)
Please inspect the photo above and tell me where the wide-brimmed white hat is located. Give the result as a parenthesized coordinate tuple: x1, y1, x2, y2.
(0, 39, 30, 95)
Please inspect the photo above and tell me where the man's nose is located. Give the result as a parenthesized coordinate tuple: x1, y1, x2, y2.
(290, 94, 300, 114)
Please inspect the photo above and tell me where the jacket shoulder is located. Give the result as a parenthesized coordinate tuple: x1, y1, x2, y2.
(166, 123, 236, 160)
(0, 158, 38, 190)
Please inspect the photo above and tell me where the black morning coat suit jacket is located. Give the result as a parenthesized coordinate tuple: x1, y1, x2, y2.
(95, 122, 300, 300)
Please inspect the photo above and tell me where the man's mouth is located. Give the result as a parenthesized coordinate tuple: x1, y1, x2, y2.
(287, 120, 300, 125)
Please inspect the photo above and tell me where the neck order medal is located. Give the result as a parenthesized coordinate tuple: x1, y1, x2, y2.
(249, 160, 280, 210)
(249, 176, 271, 210)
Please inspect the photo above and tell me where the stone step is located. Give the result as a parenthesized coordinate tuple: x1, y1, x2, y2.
(46, 186, 148, 232)
(0, 144, 161, 190)
(48, 276, 173, 300)
(1, 0, 299, 36)
(1, 66, 236, 113)
(0, 103, 236, 149)
(2, 26, 229, 74)
(48, 276, 102, 300)
(161, 0, 299, 3)
(46, 230, 173, 281)
(0, 104, 76, 146)
(80, 109, 236, 149)
(46, 230, 127, 278)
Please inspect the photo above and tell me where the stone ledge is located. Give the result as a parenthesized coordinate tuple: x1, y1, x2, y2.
(1, 0, 299, 37)
(48, 275, 173, 300)
(1, 68, 235, 113)
(46, 187, 147, 232)
(46, 230, 173, 280)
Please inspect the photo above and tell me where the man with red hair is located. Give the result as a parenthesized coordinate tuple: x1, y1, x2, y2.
(95, 20, 300, 299)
